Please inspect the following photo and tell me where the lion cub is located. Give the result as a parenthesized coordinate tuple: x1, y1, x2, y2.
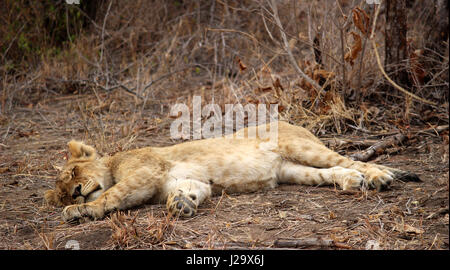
(45, 121, 419, 223)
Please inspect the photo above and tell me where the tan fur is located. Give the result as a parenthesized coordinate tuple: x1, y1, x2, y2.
(44, 121, 417, 223)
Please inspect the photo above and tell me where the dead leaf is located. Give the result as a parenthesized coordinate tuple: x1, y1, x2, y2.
(328, 211, 337, 219)
(279, 211, 287, 219)
(409, 48, 427, 85)
(313, 69, 335, 81)
(352, 8, 370, 35)
(273, 77, 284, 91)
(169, 111, 183, 119)
(344, 32, 362, 66)
(288, 38, 297, 50)
(17, 130, 35, 138)
(254, 87, 272, 95)
(352, 9, 365, 34)
(246, 97, 260, 104)
(236, 57, 247, 72)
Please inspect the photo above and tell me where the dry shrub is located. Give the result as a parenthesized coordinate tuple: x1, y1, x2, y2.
(1, 0, 448, 133)
(146, 212, 177, 246)
(108, 211, 138, 249)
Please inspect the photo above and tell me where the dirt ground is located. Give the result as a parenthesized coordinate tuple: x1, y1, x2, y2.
(0, 91, 448, 250)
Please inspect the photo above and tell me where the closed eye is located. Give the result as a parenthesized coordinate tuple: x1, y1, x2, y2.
(72, 184, 82, 199)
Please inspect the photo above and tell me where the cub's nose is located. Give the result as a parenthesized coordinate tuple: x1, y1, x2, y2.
(72, 184, 82, 199)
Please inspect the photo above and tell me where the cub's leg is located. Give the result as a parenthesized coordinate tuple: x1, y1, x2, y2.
(62, 167, 162, 223)
(164, 178, 211, 218)
(278, 140, 414, 191)
(278, 161, 365, 190)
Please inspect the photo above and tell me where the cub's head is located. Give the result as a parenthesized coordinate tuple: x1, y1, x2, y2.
(44, 140, 110, 207)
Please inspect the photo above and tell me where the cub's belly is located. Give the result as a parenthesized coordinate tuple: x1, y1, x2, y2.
(168, 149, 282, 195)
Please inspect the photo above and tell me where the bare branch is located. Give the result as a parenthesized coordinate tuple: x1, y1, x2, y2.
(268, 0, 323, 95)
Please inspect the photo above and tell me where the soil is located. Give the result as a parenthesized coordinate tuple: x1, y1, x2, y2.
(0, 92, 448, 250)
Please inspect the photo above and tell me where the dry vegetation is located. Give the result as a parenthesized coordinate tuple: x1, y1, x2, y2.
(0, 0, 448, 250)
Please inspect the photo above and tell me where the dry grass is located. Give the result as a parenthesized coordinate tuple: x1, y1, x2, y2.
(2, 1, 447, 131)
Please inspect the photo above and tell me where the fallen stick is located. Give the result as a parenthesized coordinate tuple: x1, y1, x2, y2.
(350, 133, 406, 162)
(420, 187, 447, 206)
(416, 125, 449, 136)
(324, 138, 379, 151)
(273, 237, 351, 249)
(426, 207, 449, 220)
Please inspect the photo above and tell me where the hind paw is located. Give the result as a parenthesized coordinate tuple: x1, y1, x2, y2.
(167, 191, 198, 218)
(364, 168, 394, 191)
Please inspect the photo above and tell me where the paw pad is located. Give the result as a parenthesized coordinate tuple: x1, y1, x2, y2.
(167, 194, 197, 218)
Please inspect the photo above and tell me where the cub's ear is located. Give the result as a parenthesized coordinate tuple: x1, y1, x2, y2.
(44, 189, 60, 206)
(67, 140, 97, 160)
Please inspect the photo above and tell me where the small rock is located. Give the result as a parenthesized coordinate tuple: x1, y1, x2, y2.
(365, 240, 382, 250)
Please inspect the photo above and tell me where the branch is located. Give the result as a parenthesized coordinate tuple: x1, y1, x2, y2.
(274, 237, 351, 249)
(426, 207, 449, 219)
(268, 0, 323, 95)
(416, 125, 449, 136)
(350, 133, 406, 162)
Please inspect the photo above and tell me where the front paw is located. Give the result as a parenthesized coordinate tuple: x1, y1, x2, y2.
(62, 203, 104, 225)
(167, 191, 197, 218)
(62, 205, 83, 225)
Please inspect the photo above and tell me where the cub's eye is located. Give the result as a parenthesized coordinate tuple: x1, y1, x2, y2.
(71, 166, 80, 178)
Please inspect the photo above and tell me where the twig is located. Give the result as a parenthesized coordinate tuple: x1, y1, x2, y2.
(206, 28, 279, 55)
(1, 113, 15, 142)
(350, 133, 406, 161)
(45, 77, 144, 99)
(357, 5, 375, 96)
(274, 237, 351, 249)
(142, 66, 204, 93)
(415, 125, 449, 136)
(324, 137, 379, 150)
(259, 5, 343, 66)
(268, 0, 323, 95)
(99, 0, 113, 65)
(426, 207, 449, 219)
(333, 0, 353, 93)
(211, 190, 226, 215)
(339, 26, 347, 91)
(420, 187, 447, 206)
(1, 24, 26, 63)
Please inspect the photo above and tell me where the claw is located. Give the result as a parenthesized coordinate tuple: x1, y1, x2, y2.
(376, 182, 387, 192)
(66, 218, 80, 226)
(394, 171, 421, 182)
